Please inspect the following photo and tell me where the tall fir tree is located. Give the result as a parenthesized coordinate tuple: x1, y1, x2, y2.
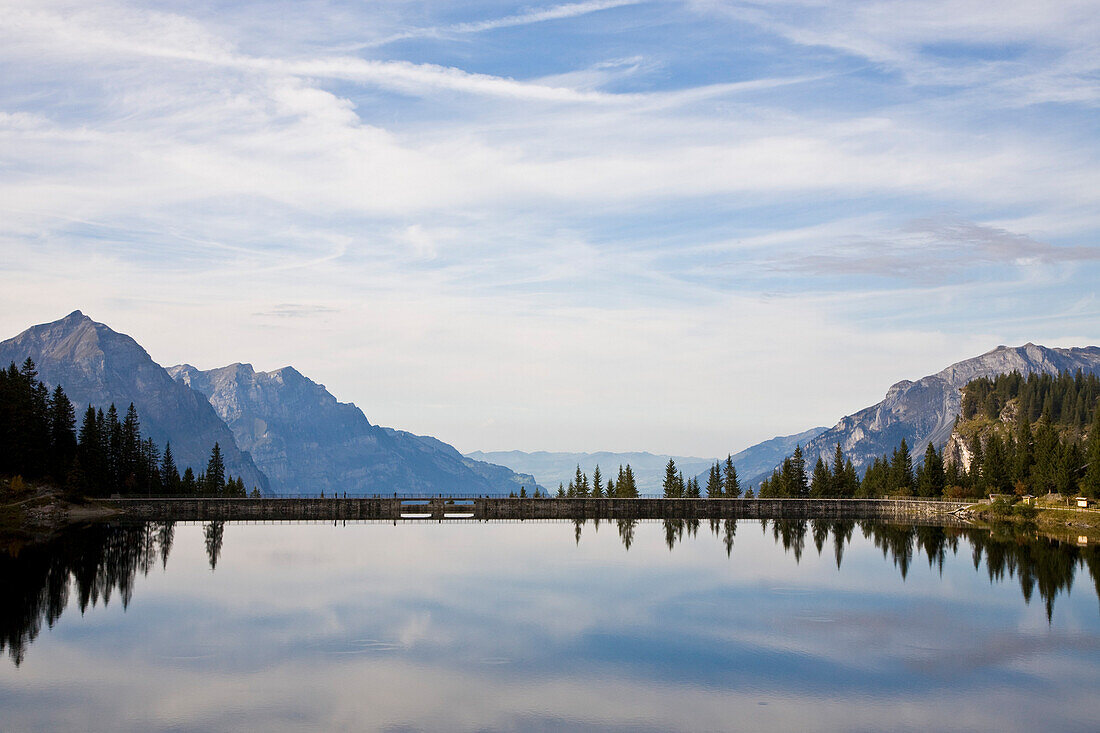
(830, 444, 846, 497)
(809, 457, 829, 497)
(1083, 409, 1100, 498)
(47, 385, 77, 480)
(983, 433, 1011, 494)
(161, 442, 181, 495)
(120, 403, 141, 491)
(205, 442, 226, 495)
(723, 455, 741, 498)
(1014, 416, 1034, 485)
(706, 462, 723, 497)
(662, 458, 680, 498)
(791, 445, 808, 497)
(917, 443, 945, 497)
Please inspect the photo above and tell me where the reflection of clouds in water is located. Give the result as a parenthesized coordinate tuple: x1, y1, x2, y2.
(2, 520, 1100, 732)
(397, 612, 432, 647)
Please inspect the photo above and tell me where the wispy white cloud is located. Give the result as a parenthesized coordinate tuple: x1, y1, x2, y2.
(0, 0, 1098, 454)
(344, 0, 647, 49)
(693, 0, 1100, 104)
(449, 0, 645, 34)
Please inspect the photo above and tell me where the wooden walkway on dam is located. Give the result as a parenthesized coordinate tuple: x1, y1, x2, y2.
(101, 496, 973, 522)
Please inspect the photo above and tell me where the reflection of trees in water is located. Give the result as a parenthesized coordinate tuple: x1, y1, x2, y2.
(773, 520, 807, 563)
(5, 518, 1100, 667)
(616, 519, 636, 551)
(204, 522, 224, 570)
(663, 519, 683, 551)
(708, 519, 737, 558)
(598, 517, 1100, 621)
(0, 522, 174, 666)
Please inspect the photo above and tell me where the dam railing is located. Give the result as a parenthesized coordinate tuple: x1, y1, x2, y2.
(100, 496, 972, 522)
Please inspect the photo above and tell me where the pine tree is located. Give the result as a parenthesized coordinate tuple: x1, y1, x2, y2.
(77, 405, 103, 494)
(917, 443, 945, 497)
(143, 438, 162, 493)
(1014, 416, 1034, 486)
(161, 442, 181, 495)
(706, 462, 723, 497)
(572, 464, 589, 493)
(663, 458, 680, 498)
(889, 439, 914, 495)
(592, 465, 603, 498)
(621, 464, 638, 497)
(181, 467, 196, 494)
(120, 403, 141, 491)
(966, 434, 984, 494)
(1057, 441, 1084, 497)
(983, 433, 1010, 494)
(945, 457, 961, 494)
(685, 475, 700, 498)
(1032, 422, 1059, 495)
(104, 404, 122, 489)
(809, 457, 829, 497)
(723, 455, 740, 497)
(1083, 409, 1100, 499)
(791, 445, 808, 497)
(205, 442, 226, 495)
(844, 459, 859, 497)
(830, 444, 845, 497)
(47, 385, 77, 480)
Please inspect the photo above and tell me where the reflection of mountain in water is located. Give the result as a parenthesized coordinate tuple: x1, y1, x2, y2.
(3, 520, 1100, 665)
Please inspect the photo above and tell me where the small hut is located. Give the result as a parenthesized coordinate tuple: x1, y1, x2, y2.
(1076, 497, 1092, 509)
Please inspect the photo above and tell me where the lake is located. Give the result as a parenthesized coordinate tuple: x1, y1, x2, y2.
(2, 518, 1099, 732)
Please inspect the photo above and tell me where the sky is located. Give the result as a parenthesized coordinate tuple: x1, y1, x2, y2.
(1, 0, 1099, 456)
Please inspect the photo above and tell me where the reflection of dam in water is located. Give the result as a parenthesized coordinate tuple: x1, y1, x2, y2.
(104, 496, 972, 522)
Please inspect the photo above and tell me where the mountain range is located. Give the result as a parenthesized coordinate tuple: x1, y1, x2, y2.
(169, 362, 537, 496)
(744, 343, 1100, 487)
(0, 312, 535, 496)
(4, 313, 1098, 498)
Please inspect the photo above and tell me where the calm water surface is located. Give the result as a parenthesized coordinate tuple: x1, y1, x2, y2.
(2, 518, 1099, 732)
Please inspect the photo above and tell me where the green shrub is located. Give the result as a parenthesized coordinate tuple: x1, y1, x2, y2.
(1013, 502, 1038, 520)
(990, 497, 1015, 518)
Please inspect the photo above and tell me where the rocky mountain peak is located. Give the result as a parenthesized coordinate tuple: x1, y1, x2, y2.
(172, 362, 536, 495)
(1, 313, 269, 492)
(750, 342, 1100, 487)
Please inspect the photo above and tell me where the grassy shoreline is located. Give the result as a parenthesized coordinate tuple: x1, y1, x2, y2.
(0, 481, 120, 542)
(964, 498, 1100, 544)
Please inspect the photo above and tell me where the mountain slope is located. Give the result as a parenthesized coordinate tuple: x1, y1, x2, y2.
(0, 311, 268, 491)
(169, 362, 537, 495)
(763, 343, 1100, 487)
(720, 427, 829, 484)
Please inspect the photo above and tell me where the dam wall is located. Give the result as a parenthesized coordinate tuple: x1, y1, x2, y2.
(103, 496, 972, 522)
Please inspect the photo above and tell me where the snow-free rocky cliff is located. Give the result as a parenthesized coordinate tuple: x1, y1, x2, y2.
(770, 344, 1100, 486)
(0, 311, 269, 491)
(169, 362, 537, 496)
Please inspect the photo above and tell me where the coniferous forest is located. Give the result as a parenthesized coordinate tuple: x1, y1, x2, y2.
(0, 359, 253, 497)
